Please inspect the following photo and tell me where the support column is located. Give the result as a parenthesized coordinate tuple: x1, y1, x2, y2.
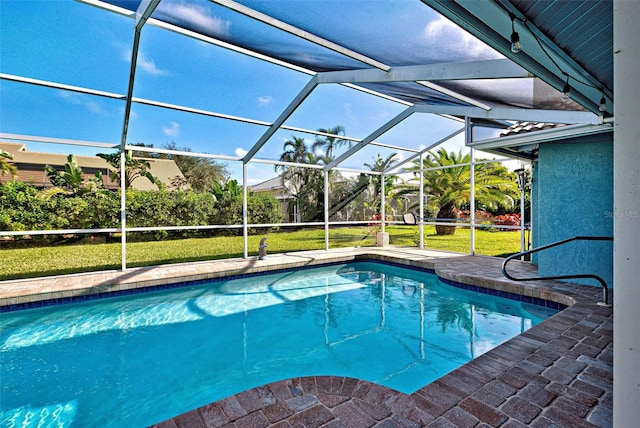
(419, 152, 424, 249)
(243, 162, 248, 258)
(120, 151, 127, 271)
(324, 169, 329, 251)
(614, 1, 640, 425)
(381, 173, 386, 233)
(467, 118, 475, 255)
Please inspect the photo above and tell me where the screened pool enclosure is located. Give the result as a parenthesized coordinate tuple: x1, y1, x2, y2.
(0, 0, 612, 271)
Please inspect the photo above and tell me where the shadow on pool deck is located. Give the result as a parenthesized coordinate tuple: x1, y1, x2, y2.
(149, 253, 613, 428)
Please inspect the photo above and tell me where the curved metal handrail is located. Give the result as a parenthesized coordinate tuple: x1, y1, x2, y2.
(502, 236, 613, 306)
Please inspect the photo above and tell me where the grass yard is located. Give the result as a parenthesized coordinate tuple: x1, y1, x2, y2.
(0, 226, 522, 280)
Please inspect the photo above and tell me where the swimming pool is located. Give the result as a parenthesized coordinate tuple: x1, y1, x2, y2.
(0, 261, 560, 427)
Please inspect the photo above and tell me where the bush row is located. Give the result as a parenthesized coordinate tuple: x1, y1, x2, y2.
(456, 209, 522, 229)
(0, 181, 283, 240)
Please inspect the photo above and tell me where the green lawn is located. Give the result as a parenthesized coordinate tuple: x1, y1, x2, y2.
(0, 226, 522, 280)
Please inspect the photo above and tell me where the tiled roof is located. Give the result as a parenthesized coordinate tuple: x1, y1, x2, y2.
(500, 121, 566, 137)
(250, 175, 284, 192)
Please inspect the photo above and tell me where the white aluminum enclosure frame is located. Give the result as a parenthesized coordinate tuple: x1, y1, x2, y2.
(0, 0, 608, 272)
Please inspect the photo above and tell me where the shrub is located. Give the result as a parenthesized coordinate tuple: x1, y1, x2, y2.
(1, 181, 285, 241)
(0, 181, 67, 234)
(247, 192, 283, 233)
(493, 213, 521, 228)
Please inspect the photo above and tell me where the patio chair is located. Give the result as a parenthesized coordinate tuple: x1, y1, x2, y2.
(402, 212, 418, 225)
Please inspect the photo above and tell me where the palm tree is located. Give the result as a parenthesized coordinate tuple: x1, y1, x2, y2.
(277, 136, 309, 166)
(97, 150, 159, 189)
(44, 154, 104, 196)
(0, 151, 18, 180)
(363, 153, 399, 214)
(312, 125, 350, 161)
(276, 136, 326, 221)
(276, 136, 310, 206)
(405, 148, 517, 235)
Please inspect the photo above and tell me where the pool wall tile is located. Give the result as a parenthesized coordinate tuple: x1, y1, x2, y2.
(1, 250, 577, 313)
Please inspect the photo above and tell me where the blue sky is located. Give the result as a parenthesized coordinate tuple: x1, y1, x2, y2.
(0, 0, 511, 184)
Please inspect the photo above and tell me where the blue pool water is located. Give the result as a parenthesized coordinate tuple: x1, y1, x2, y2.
(0, 261, 559, 427)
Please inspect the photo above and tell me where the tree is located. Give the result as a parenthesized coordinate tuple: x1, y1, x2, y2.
(278, 136, 309, 165)
(277, 136, 313, 221)
(162, 142, 229, 192)
(312, 125, 350, 161)
(405, 148, 517, 235)
(44, 154, 104, 196)
(277, 129, 352, 222)
(1, 151, 18, 179)
(97, 150, 159, 189)
(363, 153, 399, 215)
(297, 152, 327, 222)
(210, 178, 242, 202)
(277, 136, 309, 202)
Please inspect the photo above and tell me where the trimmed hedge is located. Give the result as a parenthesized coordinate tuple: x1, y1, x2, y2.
(0, 181, 282, 240)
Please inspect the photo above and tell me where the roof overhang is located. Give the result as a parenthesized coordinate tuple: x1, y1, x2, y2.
(470, 122, 613, 153)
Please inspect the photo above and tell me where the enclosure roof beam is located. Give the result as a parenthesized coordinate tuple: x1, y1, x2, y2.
(316, 59, 529, 84)
(413, 104, 599, 124)
(324, 107, 415, 170)
(135, 0, 161, 29)
(120, 0, 161, 150)
(124, 144, 242, 162)
(387, 127, 465, 173)
(211, 0, 391, 72)
(148, 18, 315, 75)
(1, 73, 407, 154)
(242, 77, 318, 163)
(416, 81, 492, 111)
(0, 73, 124, 99)
(250, 158, 324, 170)
(0, 132, 117, 149)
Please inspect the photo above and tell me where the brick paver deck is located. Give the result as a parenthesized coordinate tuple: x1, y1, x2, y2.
(0, 248, 613, 427)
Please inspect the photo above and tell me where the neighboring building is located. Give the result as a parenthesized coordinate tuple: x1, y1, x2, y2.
(250, 176, 298, 222)
(0, 142, 185, 191)
(250, 174, 415, 223)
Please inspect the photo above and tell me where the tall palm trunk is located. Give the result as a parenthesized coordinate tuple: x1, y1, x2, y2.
(436, 200, 458, 235)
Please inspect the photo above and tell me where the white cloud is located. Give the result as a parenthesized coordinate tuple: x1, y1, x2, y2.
(235, 147, 248, 157)
(57, 91, 103, 114)
(258, 96, 273, 106)
(424, 16, 502, 60)
(343, 102, 357, 122)
(159, 2, 231, 37)
(163, 121, 181, 137)
(117, 44, 169, 77)
(369, 109, 392, 122)
(137, 52, 171, 77)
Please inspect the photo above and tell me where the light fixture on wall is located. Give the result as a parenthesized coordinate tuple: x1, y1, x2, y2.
(599, 94, 607, 112)
(561, 77, 571, 100)
(514, 168, 527, 193)
(498, 3, 611, 113)
(509, 13, 522, 53)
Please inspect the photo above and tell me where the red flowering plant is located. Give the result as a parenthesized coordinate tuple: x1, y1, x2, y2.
(456, 210, 521, 231)
(493, 213, 521, 228)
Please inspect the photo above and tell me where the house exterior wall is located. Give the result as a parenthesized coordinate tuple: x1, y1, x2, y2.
(0, 143, 185, 191)
(532, 137, 613, 288)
